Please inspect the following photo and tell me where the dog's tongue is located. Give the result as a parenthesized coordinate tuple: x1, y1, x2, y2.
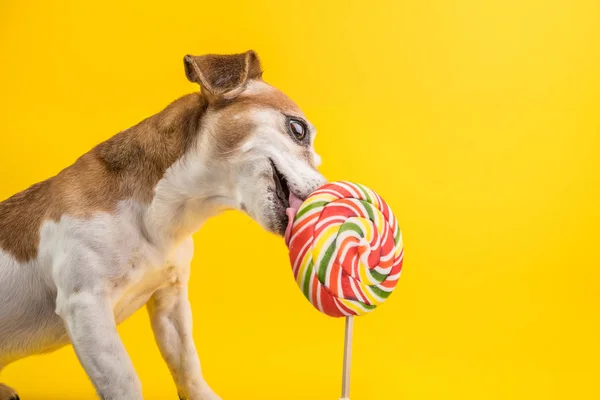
(284, 192, 304, 246)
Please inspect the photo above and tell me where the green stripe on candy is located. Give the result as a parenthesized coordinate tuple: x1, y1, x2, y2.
(353, 301, 377, 313)
(302, 260, 314, 300)
(369, 269, 387, 283)
(339, 222, 365, 238)
(318, 240, 337, 284)
(295, 200, 328, 221)
(394, 224, 401, 246)
(355, 183, 373, 203)
(360, 200, 376, 222)
(370, 285, 393, 299)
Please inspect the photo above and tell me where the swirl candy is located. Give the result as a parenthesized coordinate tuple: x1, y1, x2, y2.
(285, 181, 404, 318)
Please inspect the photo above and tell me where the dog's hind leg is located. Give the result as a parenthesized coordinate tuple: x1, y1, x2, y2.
(0, 383, 18, 400)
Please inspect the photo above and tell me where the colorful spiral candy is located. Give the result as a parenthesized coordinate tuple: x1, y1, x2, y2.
(287, 181, 404, 317)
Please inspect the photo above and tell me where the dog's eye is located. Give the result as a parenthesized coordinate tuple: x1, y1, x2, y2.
(288, 119, 307, 141)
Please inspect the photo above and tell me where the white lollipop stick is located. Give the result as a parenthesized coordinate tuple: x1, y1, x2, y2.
(339, 315, 354, 400)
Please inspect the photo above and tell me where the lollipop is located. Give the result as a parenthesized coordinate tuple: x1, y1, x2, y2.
(285, 181, 404, 316)
(284, 181, 404, 399)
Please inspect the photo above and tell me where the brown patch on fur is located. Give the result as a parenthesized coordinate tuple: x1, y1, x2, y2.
(0, 181, 52, 263)
(207, 83, 305, 156)
(184, 50, 262, 97)
(237, 86, 302, 116)
(0, 93, 206, 263)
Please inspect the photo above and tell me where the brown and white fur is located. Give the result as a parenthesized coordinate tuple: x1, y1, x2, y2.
(0, 51, 326, 400)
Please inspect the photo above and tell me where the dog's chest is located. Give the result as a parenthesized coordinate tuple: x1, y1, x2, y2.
(68, 203, 194, 324)
(107, 238, 190, 324)
(111, 261, 177, 324)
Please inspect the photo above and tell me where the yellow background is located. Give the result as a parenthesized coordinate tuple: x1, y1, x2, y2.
(1, 0, 599, 399)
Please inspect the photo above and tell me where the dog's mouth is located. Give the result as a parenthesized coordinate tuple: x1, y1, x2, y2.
(270, 159, 290, 209)
(269, 159, 304, 241)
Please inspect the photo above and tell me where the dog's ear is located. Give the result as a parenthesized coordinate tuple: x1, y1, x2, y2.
(184, 50, 262, 100)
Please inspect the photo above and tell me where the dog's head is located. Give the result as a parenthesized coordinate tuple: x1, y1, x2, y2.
(183, 50, 326, 235)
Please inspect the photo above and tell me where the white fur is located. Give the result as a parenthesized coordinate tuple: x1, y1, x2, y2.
(0, 202, 208, 400)
(0, 81, 326, 400)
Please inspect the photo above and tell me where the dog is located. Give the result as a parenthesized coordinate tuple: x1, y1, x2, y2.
(0, 50, 326, 400)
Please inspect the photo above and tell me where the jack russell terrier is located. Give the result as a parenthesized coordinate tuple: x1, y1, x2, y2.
(0, 50, 326, 400)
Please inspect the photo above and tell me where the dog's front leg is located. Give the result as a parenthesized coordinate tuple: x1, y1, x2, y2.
(147, 284, 220, 400)
(57, 292, 142, 400)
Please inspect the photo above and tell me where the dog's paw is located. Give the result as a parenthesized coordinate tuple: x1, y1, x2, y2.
(0, 383, 19, 400)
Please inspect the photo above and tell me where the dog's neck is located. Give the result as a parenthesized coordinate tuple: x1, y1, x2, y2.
(135, 95, 239, 251)
(143, 160, 237, 252)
